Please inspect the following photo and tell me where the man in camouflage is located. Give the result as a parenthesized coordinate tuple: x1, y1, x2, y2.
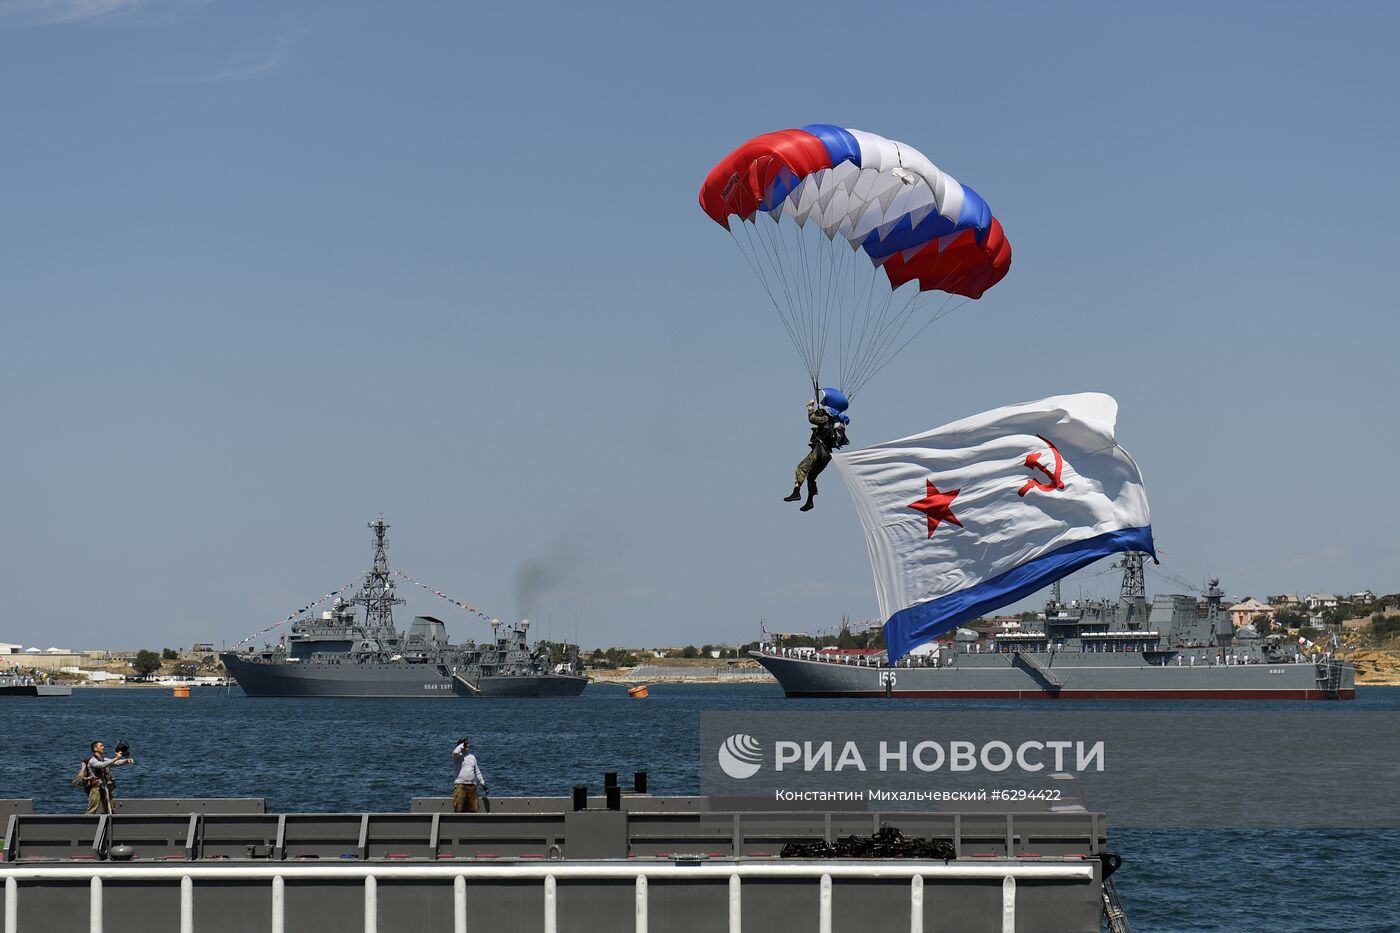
(784, 400, 847, 512)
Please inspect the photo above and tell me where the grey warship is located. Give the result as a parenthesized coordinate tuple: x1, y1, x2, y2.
(0, 670, 71, 697)
(221, 519, 588, 698)
(756, 553, 1355, 700)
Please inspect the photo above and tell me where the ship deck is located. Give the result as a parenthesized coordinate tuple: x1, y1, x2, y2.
(753, 650, 1357, 700)
(0, 795, 1112, 932)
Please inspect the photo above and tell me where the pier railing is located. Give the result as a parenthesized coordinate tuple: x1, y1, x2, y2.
(2, 860, 1096, 933)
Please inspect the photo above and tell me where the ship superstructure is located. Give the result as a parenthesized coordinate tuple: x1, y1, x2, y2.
(221, 519, 588, 698)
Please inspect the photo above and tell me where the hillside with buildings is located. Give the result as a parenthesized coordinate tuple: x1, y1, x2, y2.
(0, 642, 227, 686)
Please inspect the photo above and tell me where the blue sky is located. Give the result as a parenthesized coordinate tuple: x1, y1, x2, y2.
(2, 1, 1396, 651)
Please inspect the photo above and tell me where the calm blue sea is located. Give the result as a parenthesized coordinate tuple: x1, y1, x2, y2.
(3, 684, 1397, 932)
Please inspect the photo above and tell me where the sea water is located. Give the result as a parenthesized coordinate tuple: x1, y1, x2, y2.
(2, 684, 1397, 932)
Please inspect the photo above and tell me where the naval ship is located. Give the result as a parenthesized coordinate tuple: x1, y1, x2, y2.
(221, 520, 588, 698)
(755, 554, 1355, 700)
(0, 670, 71, 697)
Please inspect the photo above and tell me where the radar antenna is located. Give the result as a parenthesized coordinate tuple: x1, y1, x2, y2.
(1116, 552, 1148, 628)
(354, 517, 405, 635)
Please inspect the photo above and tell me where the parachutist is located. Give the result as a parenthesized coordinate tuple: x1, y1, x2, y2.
(786, 390, 849, 512)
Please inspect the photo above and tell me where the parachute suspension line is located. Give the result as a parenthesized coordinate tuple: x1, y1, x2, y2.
(834, 239, 857, 388)
(750, 215, 808, 362)
(728, 221, 812, 379)
(846, 293, 911, 396)
(848, 291, 939, 397)
(838, 243, 866, 391)
(832, 240, 861, 389)
(784, 215, 820, 382)
(847, 250, 988, 396)
(805, 221, 846, 392)
(850, 251, 886, 394)
(727, 221, 803, 365)
(813, 226, 844, 390)
(847, 294, 971, 396)
(798, 218, 831, 386)
(758, 215, 820, 383)
(842, 268, 901, 398)
(727, 212, 981, 400)
(764, 214, 818, 383)
(843, 286, 915, 398)
(851, 284, 932, 390)
(831, 239, 863, 392)
(780, 215, 824, 384)
(796, 219, 832, 387)
(812, 227, 836, 386)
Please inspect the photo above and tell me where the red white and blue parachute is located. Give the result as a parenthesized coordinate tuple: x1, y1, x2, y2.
(700, 125, 1011, 397)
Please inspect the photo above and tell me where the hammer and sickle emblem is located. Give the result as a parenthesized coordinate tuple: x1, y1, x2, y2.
(1018, 434, 1068, 498)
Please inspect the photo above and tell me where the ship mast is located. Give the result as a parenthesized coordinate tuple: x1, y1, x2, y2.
(354, 518, 405, 636)
(1117, 552, 1148, 628)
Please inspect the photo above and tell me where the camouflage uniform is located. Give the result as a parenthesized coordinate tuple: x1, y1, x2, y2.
(793, 407, 833, 486)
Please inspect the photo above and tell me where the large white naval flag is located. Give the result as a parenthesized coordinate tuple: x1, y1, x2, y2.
(833, 393, 1154, 663)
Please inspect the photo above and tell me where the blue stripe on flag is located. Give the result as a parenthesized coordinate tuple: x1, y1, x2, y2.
(883, 526, 1156, 663)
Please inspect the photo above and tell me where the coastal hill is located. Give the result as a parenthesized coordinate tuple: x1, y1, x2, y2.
(1343, 649, 1400, 686)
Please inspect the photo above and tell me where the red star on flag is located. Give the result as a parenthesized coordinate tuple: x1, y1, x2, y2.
(907, 480, 962, 538)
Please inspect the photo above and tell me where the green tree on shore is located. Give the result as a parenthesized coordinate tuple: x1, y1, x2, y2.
(586, 647, 639, 669)
(131, 650, 162, 680)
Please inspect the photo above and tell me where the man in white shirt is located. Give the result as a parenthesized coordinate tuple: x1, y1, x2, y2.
(451, 737, 488, 813)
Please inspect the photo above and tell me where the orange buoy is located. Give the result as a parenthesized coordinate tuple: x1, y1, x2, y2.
(172, 686, 191, 698)
(627, 684, 650, 699)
